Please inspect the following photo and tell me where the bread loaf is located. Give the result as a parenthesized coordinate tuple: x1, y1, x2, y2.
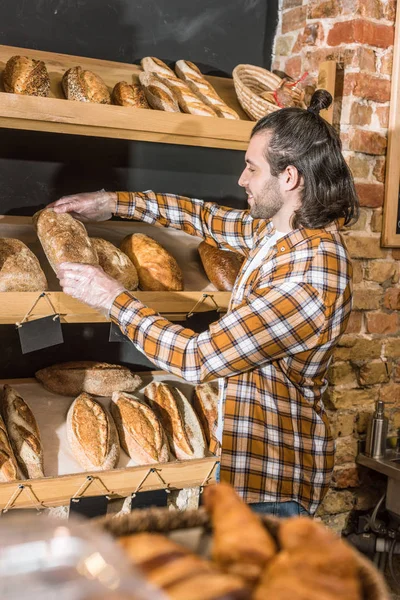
(110, 391, 169, 464)
(175, 60, 239, 120)
(33, 209, 98, 273)
(144, 382, 206, 460)
(3, 55, 50, 97)
(120, 233, 183, 291)
(35, 361, 142, 397)
(91, 238, 138, 291)
(67, 393, 119, 471)
(119, 533, 250, 600)
(198, 242, 244, 291)
(141, 57, 217, 117)
(112, 81, 149, 109)
(2, 385, 44, 479)
(138, 72, 180, 112)
(192, 382, 219, 448)
(62, 66, 111, 104)
(0, 238, 47, 292)
(0, 412, 21, 483)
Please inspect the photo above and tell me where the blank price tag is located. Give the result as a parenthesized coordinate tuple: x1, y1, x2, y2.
(109, 322, 131, 343)
(130, 489, 169, 510)
(17, 315, 64, 354)
(184, 309, 220, 334)
(69, 495, 109, 519)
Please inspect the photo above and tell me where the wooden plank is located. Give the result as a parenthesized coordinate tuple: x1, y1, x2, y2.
(0, 44, 251, 150)
(317, 61, 337, 125)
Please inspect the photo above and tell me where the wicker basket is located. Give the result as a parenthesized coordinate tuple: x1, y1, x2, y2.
(232, 63, 303, 121)
(96, 506, 390, 600)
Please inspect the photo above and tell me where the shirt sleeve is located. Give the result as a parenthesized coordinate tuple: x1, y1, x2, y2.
(114, 190, 257, 255)
(110, 281, 326, 385)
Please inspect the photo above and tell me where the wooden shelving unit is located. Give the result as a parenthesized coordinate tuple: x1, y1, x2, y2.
(0, 45, 253, 150)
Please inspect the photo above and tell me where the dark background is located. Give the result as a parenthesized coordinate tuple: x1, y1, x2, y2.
(0, 0, 278, 377)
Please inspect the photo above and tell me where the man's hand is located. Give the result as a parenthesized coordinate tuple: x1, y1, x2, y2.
(48, 191, 117, 222)
(58, 263, 125, 313)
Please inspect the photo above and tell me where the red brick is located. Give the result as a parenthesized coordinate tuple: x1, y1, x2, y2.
(383, 0, 396, 21)
(370, 208, 383, 233)
(282, 6, 307, 34)
(365, 312, 399, 334)
(342, 0, 383, 18)
(359, 361, 390, 385)
(284, 56, 302, 79)
(327, 20, 394, 49)
(308, 0, 340, 18)
(345, 311, 363, 334)
(392, 249, 400, 260)
(304, 48, 355, 72)
(344, 234, 386, 258)
(353, 289, 383, 310)
(355, 183, 384, 207)
(373, 158, 386, 183)
(332, 466, 360, 489)
(376, 106, 389, 128)
(380, 49, 393, 76)
(292, 23, 324, 53)
(380, 383, 400, 406)
(344, 73, 391, 103)
(394, 363, 400, 382)
(283, 0, 303, 7)
(353, 47, 376, 72)
(349, 103, 372, 126)
(350, 130, 386, 155)
(352, 260, 364, 284)
(383, 289, 400, 310)
(366, 261, 398, 284)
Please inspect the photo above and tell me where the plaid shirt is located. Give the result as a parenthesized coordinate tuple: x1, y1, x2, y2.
(110, 191, 353, 514)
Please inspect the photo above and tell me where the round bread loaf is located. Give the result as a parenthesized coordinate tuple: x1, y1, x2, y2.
(91, 237, 138, 290)
(0, 238, 47, 292)
(112, 81, 149, 109)
(3, 55, 50, 97)
(62, 66, 111, 104)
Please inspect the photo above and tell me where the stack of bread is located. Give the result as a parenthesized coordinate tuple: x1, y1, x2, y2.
(116, 482, 364, 600)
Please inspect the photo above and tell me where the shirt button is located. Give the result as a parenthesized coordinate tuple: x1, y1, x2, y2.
(280, 246, 285, 252)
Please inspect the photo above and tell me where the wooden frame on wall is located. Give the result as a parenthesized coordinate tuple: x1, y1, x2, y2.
(382, 3, 400, 247)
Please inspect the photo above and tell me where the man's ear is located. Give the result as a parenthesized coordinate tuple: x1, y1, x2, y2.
(280, 165, 302, 191)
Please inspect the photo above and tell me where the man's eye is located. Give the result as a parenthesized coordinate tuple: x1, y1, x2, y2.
(248, 167, 255, 173)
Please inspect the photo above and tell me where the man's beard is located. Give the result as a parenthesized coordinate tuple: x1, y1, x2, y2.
(249, 178, 284, 220)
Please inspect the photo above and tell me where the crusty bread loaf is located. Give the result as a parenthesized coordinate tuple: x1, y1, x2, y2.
(198, 242, 244, 291)
(62, 66, 111, 104)
(3, 55, 50, 97)
(0, 238, 48, 292)
(144, 382, 206, 460)
(0, 412, 21, 483)
(33, 209, 98, 273)
(35, 361, 142, 397)
(192, 382, 219, 448)
(175, 60, 239, 120)
(110, 391, 169, 464)
(141, 57, 217, 117)
(2, 385, 44, 479)
(138, 72, 180, 112)
(112, 81, 149, 109)
(120, 233, 183, 291)
(67, 393, 119, 471)
(119, 533, 250, 600)
(91, 238, 138, 291)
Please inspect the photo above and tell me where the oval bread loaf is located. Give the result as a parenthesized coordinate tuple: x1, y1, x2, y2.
(192, 382, 219, 447)
(2, 385, 44, 479)
(0, 238, 47, 292)
(198, 241, 244, 291)
(3, 55, 50, 97)
(67, 393, 119, 471)
(62, 66, 111, 104)
(112, 81, 149, 109)
(120, 233, 183, 291)
(91, 237, 138, 290)
(0, 412, 21, 483)
(35, 361, 142, 397)
(33, 209, 98, 273)
(144, 382, 206, 460)
(138, 71, 180, 112)
(111, 391, 169, 464)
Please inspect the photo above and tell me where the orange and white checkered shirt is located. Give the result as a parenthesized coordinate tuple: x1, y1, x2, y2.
(110, 191, 353, 514)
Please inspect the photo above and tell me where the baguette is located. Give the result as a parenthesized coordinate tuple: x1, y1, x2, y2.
(120, 233, 183, 291)
(33, 209, 98, 274)
(192, 382, 219, 447)
(141, 57, 217, 117)
(0, 238, 47, 292)
(91, 238, 138, 290)
(3, 55, 50, 97)
(1, 385, 44, 479)
(35, 361, 142, 397)
(175, 60, 239, 119)
(112, 81, 149, 109)
(0, 412, 21, 483)
(110, 391, 169, 464)
(138, 71, 180, 112)
(144, 382, 206, 460)
(119, 533, 250, 600)
(62, 66, 111, 104)
(67, 393, 119, 471)
(198, 242, 244, 291)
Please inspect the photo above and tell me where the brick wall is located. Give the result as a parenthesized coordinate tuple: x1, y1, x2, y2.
(272, 0, 399, 530)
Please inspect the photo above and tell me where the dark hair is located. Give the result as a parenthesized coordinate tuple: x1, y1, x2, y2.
(251, 89, 359, 229)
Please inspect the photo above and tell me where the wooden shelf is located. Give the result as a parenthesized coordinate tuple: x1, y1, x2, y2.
(0, 215, 231, 323)
(0, 45, 253, 150)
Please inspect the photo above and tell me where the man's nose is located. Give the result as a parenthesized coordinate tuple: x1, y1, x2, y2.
(238, 169, 247, 188)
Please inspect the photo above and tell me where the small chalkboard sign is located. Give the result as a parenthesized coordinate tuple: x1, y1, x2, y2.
(109, 322, 131, 343)
(17, 315, 64, 354)
(69, 494, 109, 519)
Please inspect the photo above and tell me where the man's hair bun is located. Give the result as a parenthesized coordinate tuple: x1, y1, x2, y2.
(307, 89, 332, 116)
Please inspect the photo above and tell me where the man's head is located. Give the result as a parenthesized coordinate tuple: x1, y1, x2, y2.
(239, 90, 359, 229)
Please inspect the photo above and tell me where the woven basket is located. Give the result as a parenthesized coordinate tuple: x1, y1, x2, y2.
(232, 63, 303, 121)
(96, 506, 390, 600)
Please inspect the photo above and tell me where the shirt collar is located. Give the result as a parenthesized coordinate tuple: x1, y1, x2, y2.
(256, 218, 344, 255)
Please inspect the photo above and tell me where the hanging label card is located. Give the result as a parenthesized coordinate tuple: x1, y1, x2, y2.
(109, 322, 131, 343)
(69, 494, 109, 519)
(130, 489, 169, 510)
(17, 315, 64, 354)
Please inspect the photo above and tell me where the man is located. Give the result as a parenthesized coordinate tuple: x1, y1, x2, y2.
(52, 90, 359, 517)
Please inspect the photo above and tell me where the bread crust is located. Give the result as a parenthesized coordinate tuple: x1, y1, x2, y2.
(91, 237, 138, 290)
(0, 412, 21, 483)
(4, 55, 50, 97)
(192, 382, 219, 446)
(198, 242, 244, 291)
(0, 238, 47, 292)
(62, 66, 111, 104)
(138, 72, 180, 112)
(112, 81, 149, 109)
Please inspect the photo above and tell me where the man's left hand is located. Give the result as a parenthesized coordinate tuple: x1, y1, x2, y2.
(57, 263, 125, 313)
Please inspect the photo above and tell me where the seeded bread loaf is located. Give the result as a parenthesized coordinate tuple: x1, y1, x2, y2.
(62, 66, 111, 104)
(0, 238, 47, 292)
(3, 55, 50, 97)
